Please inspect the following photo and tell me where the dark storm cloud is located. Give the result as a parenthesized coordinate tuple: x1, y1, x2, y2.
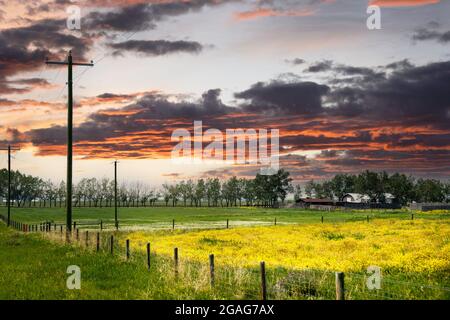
(333, 65, 385, 79)
(304, 60, 386, 82)
(26, 88, 235, 146)
(108, 40, 203, 56)
(0, 18, 91, 94)
(85, 0, 235, 32)
(385, 59, 414, 70)
(412, 27, 450, 43)
(329, 60, 450, 129)
(0, 19, 90, 57)
(0, 1, 227, 96)
(16, 59, 450, 177)
(235, 81, 330, 115)
(306, 60, 333, 72)
(86, 3, 156, 32)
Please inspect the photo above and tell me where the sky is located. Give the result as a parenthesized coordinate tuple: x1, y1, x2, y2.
(0, 0, 449, 186)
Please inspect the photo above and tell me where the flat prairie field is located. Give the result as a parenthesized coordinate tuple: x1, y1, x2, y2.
(1, 207, 449, 300)
(1, 206, 447, 230)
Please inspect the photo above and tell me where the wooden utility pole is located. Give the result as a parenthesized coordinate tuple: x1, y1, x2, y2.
(114, 160, 118, 230)
(0, 145, 20, 227)
(46, 51, 93, 231)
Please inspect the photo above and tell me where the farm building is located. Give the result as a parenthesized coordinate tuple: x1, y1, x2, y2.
(341, 193, 370, 203)
(341, 193, 397, 204)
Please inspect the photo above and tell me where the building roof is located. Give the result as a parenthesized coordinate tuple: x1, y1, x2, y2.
(343, 193, 371, 201)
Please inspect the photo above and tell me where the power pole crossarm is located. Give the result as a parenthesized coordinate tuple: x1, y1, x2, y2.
(45, 51, 93, 232)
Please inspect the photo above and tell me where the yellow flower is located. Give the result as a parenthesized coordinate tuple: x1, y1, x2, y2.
(124, 219, 450, 274)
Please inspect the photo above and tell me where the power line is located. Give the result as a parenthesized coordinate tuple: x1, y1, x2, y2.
(73, 30, 139, 87)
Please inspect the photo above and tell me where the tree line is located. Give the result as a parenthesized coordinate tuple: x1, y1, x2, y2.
(0, 168, 293, 208)
(297, 171, 450, 205)
(0, 169, 448, 208)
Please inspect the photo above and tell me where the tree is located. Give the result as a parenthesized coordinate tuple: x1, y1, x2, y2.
(57, 181, 66, 207)
(293, 184, 302, 201)
(355, 170, 384, 202)
(414, 179, 445, 203)
(195, 179, 206, 206)
(386, 173, 414, 205)
(271, 169, 293, 204)
(304, 180, 315, 198)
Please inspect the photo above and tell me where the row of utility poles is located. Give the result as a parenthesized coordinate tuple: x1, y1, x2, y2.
(2, 51, 119, 231)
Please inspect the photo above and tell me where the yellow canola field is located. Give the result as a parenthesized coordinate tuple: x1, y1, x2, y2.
(126, 219, 450, 273)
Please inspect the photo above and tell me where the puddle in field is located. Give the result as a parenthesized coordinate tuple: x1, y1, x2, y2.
(83, 220, 281, 232)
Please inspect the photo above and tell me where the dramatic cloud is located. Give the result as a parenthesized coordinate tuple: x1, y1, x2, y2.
(306, 60, 334, 73)
(16, 59, 450, 181)
(24, 88, 239, 158)
(412, 27, 450, 43)
(108, 40, 203, 56)
(0, 17, 91, 94)
(235, 81, 329, 115)
(85, 1, 235, 32)
(1, 0, 449, 181)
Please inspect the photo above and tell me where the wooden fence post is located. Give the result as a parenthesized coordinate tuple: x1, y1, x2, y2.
(96, 232, 100, 252)
(100, 220, 103, 231)
(226, 219, 229, 229)
(85, 231, 89, 247)
(274, 218, 277, 226)
(367, 215, 369, 223)
(174, 247, 179, 277)
(110, 235, 114, 255)
(60, 225, 63, 234)
(335, 272, 345, 300)
(147, 243, 151, 270)
(411, 214, 414, 220)
(65, 229, 71, 243)
(76, 228, 79, 241)
(321, 216, 324, 223)
(260, 261, 267, 300)
(172, 219, 175, 230)
(126, 239, 130, 260)
(209, 254, 215, 287)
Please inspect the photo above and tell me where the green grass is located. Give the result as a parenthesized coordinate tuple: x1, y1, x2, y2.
(0, 223, 244, 299)
(1, 206, 447, 231)
(1, 207, 449, 300)
(1, 223, 449, 300)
